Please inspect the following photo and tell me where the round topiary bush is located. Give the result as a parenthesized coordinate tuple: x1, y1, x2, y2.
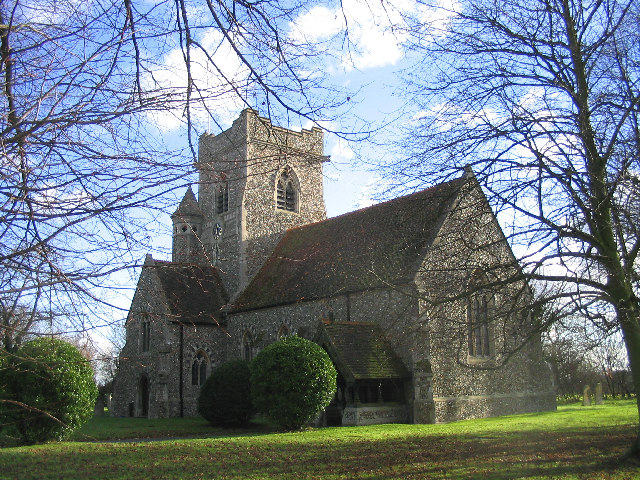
(1, 338, 98, 444)
(197, 359, 252, 427)
(250, 336, 337, 430)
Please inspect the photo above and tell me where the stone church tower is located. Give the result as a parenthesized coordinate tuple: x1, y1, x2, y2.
(172, 109, 328, 297)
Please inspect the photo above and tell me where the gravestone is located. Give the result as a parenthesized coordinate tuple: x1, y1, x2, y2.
(582, 385, 591, 406)
(595, 382, 604, 405)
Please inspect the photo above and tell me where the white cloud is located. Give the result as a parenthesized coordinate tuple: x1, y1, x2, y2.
(354, 175, 392, 209)
(144, 29, 248, 132)
(290, 0, 460, 71)
(329, 136, 355, 164)
(416, 0, 462, 35)
(289, 5, 345, 42)
(417, 102, 498, 132)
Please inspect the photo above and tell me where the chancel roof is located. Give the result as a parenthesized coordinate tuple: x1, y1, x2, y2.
(316, 321, 409, 381)
(232, 175, 468, 312)
(152, 261, 229, 324)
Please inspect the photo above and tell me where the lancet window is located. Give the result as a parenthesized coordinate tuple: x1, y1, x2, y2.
(216, 183, 229, 214)
(467, 271, 493, 358)
(191, 350, 209, 386)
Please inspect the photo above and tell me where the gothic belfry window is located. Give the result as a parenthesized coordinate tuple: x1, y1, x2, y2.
(276, 168, 298, 212)
(216, 183, 229, 214)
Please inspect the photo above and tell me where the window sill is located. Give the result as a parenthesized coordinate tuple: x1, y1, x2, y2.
(275, 208, 299, 215)
(466, 355, 493, 365)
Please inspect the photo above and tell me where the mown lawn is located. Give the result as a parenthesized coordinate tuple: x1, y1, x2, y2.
(69, 415, 235, 442)
(0, 400, 638, 480)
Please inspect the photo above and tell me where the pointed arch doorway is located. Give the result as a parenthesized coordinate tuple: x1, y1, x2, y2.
(137, 375, 150, 417)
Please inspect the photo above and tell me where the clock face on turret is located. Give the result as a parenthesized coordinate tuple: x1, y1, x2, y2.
(213, 223, 222, 238)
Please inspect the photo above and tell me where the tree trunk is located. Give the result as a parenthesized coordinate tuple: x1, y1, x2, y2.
(618, 306, 640, 459)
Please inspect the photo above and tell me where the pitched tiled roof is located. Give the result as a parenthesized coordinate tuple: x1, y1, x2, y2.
(232, 175, 467, 311)
(317, 321, 409, 381)
(152, 261, 229, 324)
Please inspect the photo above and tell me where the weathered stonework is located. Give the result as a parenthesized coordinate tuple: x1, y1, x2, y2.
(342, 405, 409, 426)
(112, 110, 556, 424)
(197, 110, 326, 296)
(415, 179, 556, 421)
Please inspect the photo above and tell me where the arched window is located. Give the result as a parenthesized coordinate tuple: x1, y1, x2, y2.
(216, 183, 229, 214)
(191, 350, 209, 386)
(242, 331, 253, 361)
(276, 168, 298, 212)
(467, 271, 493, 358)
(277, 325, 289, 340)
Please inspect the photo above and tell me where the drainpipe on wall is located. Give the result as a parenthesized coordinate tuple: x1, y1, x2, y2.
(179, 324, 184, 417)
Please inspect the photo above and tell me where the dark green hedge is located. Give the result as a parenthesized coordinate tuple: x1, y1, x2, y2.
(1, 338, 97, 444)
(198, 359, 252, 427)
(250, 336, 336, 430)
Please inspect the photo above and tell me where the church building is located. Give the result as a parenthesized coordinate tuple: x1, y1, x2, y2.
(111, 109, 555, 425)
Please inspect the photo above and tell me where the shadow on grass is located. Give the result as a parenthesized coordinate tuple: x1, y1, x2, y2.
(1, 423, 637, 479)
(68, 415, 279, 443)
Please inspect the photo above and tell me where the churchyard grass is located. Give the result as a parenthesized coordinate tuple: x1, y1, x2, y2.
(0, 399, 637, 479)
(68, 416, 225, 442)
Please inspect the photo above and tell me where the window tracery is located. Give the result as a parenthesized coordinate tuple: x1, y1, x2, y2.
(277, 325, 290, 340)
(191, 350, 209, 386)
(276, 168, 298, 212)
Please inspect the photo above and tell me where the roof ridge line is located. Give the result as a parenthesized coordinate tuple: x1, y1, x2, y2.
(287, 173, 468, 233)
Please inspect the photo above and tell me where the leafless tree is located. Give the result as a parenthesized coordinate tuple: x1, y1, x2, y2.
(389, 0, 640, 457)
(0, 0, 348, 340)
(541, 313, 629, 398)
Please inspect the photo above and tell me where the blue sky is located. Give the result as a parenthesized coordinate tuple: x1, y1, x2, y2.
(145, 0, 460, 221)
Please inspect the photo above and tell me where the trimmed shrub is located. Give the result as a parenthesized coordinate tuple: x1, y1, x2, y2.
(198, 359, 252, 427)
(250, 336, 337, 430)
(1, 338, 98, 444)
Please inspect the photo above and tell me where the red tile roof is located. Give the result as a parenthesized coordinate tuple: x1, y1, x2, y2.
(232, 175, 467, 312)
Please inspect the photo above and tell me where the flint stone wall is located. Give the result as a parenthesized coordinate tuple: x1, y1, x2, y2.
(415, 180, 556, 422)
(111, 263, 233, 418)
